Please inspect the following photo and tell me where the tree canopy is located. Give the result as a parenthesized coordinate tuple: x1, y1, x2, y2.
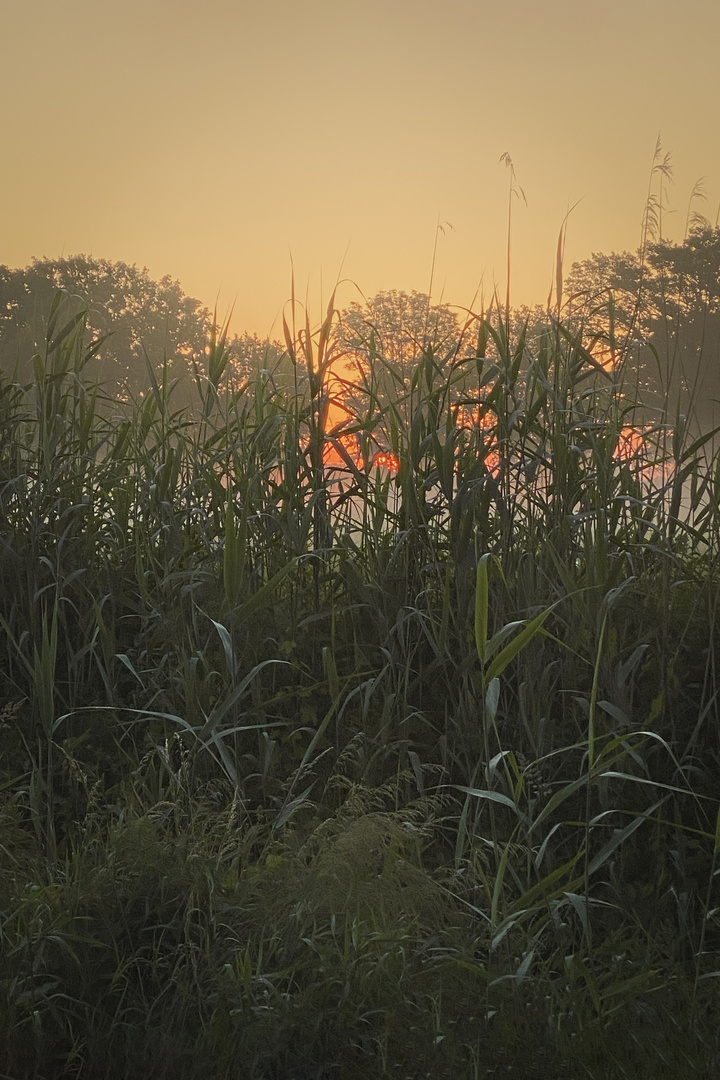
(565, 227, 720, 429)
(336, 290, 479, 428)
(0, 256, 212, 398)
(339, 289, 463, 369)
(5, 236, 720, 433)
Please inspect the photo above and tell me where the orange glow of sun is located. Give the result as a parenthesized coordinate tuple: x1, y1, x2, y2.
(616, 424, 647, 461)
(373, 451, 400, 473)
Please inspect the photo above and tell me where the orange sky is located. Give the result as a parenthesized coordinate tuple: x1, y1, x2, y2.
(3, 0, 719, 340)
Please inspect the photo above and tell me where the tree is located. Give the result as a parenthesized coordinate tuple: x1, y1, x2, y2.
(565, 228, 720, 430)
(337, 290, 475, 427)
(227, 331, 288, 386)
(564, 251, 644, 336)
(0, 256, 211, 398)
(339, 289, 462, 368)
(644, 228, 720, 428)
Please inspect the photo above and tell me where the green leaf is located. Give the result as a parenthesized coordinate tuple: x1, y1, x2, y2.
(210, 617, 235, 681)
(484, 605, 553, 687)
(199, 659, 287, 739)
(474, 554, 491, 663)
(508, 853, 584, 914)
(233, 558, 297, 624)
(223, 492, 247, 606)
(485, 678, 500, 723)
(455, 786, 529, 826)
(587, 799, 664, 875)
(47, 309, 86, 353)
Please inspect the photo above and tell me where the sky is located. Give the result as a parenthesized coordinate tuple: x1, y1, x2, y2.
(2, 0, 719, 339)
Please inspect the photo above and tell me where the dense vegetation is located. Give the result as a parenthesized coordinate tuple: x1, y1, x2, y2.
(565, 224, 720, 432)
(1, 266, 719, 1080)
(0, 256, 285, 402)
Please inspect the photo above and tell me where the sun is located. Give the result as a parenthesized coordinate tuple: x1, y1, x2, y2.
(372, 451, 400, 474)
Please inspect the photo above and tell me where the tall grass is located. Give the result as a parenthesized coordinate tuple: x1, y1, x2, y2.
(0, 286, 719, 1079)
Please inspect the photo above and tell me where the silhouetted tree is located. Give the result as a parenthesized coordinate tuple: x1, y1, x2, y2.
(0, 256, 211, 398)
(337, 290, 476, 425)
(227, 331, 288, 386)
(340, 290, 460, 368)
(565, 228, 720, 429)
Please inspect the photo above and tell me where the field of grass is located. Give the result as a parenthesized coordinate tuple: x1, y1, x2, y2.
(1, 289, 719, 1079)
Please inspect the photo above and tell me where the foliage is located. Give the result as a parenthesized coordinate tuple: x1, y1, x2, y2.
(0, 256, 211, 397)
(566, 227, 720, 430)
(339, 289, 462, 368)
(336, 290, 474, 426)
(226, 330, 287, 386)
(1, 286, 719, 1079)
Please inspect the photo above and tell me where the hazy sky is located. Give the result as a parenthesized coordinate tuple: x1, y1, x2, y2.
(3, 0, 719, 337)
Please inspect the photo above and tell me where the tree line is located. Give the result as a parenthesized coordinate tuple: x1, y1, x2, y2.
(2, 231, 720, 429)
